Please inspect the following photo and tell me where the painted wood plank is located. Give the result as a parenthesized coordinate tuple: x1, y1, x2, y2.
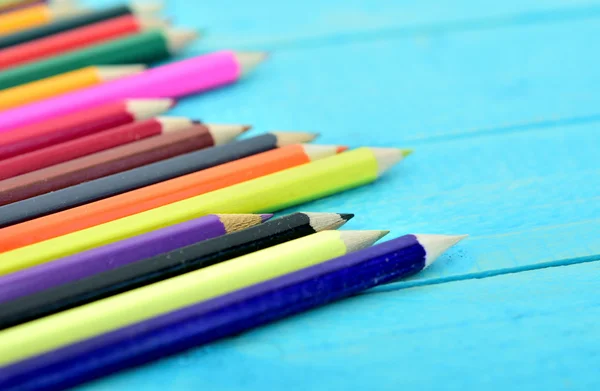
(167, 17, 600, 142)
(166, 0, 600, 50)
(75, 260, 600, 391)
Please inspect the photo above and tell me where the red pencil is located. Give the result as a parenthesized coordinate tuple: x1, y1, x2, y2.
(0, 15, 167, 70)
(0, 117, 198, 180)
(0, 99, 174, 161)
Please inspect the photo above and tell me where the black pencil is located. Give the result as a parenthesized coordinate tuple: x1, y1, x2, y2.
(0, 212, 353, 330)
(0, 132, 317, 228)
(0, 4, 161, 50)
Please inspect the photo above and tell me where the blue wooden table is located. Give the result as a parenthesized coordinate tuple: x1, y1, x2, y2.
(80, 0, 600, 389)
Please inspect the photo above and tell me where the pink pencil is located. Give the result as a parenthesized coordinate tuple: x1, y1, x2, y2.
(0, 51, 266, 133)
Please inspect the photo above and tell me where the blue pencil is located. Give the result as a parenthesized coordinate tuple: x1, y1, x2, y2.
(0, 234, 466, 391)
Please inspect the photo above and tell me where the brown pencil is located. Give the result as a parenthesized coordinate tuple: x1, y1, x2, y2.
(0, 124, 248, 206)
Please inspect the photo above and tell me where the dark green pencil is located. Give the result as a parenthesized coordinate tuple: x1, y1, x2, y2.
(0, 29, 197, 89)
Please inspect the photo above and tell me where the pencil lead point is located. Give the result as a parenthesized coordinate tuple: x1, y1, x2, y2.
(336, 146, 348, 153)
(235, 51, 268, 77)
(401, 148, 413, 157)
(414, 234, 468, 267)
(341, 230, 390, 253)
(339, 213, 354, 221)
(303, 213, 353, 231)
(261, 214, 274, 222)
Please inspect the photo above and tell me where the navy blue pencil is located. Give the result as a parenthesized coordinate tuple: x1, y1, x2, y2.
(0, 234, 466, 391)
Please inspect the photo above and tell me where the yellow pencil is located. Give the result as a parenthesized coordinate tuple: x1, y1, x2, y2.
(0, 230, 388, 366)
(0, 1, 84, 35)
(0, 65, 145, 110)
(0, 147, 411, 275)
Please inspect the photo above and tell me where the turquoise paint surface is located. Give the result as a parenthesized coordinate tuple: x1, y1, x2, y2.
(79, 0, 600, 389)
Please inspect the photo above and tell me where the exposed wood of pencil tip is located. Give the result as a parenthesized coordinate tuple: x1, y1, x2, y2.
(205, 124, 252, 145)
(302, 144, 348, 161)
(165, 29, 200, 53)
(126, 98, 175, 120)
(273, 131, 319, 146)
(371, 147, 413, 176)
(415, 234, 469, 267)
(97, 65, 146, 82)
(341, 230, 390, 253)
(217, 214, 273, 233)
(235, 51, 268, 76)
(50, 2, 88, 18)
(131, 2, 164, 15)
(155, 117, 197, 133)
(304, 212, 354, 231)
(138, 16, 170, 29)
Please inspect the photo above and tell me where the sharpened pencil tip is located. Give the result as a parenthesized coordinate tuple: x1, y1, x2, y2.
(370, 147, 409, 176)
(166, 29, 199, 53)
(340, 213, 354, 221)
(303, 212, 353, 231)
(205, 124, 250, 145)
(341, 230, 390, 253)
(336, 146, 348, 153)
(415, 234, 468, 267)
(125, 99, 176, 120)
(261, 214, 274, 222)
(401, 149, 413, 157)
(273, 132, 319, 147)
(235, 51, 268, 77)
(301, 144, 345, 161)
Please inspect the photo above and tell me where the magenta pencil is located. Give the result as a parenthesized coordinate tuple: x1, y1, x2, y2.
(0, 51, 266, 133)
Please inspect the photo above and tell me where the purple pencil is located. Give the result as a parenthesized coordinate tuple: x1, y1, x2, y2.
(0, 233, 466, 391)
(0, 213, 271, 304)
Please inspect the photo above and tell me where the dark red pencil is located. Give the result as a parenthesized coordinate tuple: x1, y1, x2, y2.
(0, 117, 197, 180)
(0, 99, 174, 161)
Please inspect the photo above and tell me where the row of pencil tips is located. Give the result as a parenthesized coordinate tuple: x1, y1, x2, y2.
(0, 209, 465, 388)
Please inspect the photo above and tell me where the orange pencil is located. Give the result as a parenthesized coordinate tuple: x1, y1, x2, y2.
(0, 144, 346, 252)
(0, 2, 83, 35)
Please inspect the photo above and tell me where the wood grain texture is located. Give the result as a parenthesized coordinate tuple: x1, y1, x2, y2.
(74, 0, 600, 389)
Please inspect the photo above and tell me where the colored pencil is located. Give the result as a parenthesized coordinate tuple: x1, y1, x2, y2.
(0, 117, 200, 180)
(0, 213, 274, 327)
(0, 234, 465, 390)
(0, 1, 82, 35)
(0, 15, 167, 70)
(0, 98, 173, 160)
(0, 65, 146, 110)
(0, 28, 197, 89)
(0, 3, 161, 49)
(0, 212, 349, 304)
(0, 229, 388, 366)
(0, 0, 41, 13)
(0, 212, 348, 323)
(0, 147, 407, 272)
(0, 143, 340, 244)
(0, 51, 265, 132)
(0, 123, 248, 206)
(0, 132, 316, 231)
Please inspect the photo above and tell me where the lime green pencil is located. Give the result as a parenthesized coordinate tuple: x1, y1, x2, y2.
(0, 147, 410, 275)
(0, 230, 388, 366)
(0, 29, 197, 89)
